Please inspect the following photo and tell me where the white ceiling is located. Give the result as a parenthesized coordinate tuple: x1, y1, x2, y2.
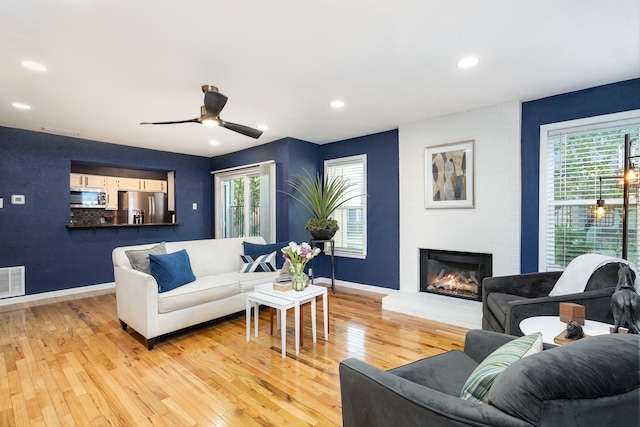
(1, 1, 638, 157)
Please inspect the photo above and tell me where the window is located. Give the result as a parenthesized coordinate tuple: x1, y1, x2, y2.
(540, 111, 640, 270)
(213, 162, 275, 242)
(325, 155, 367, 258)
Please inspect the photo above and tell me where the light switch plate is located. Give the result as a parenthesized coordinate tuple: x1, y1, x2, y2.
(0, 198, 3, 208)
(11, 195, 25, 205)
(192, 203, 197, 210)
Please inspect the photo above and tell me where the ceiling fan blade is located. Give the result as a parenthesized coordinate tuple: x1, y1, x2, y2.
(220, 120, 263, 139)
(203, 91, 228, 116)
(140, 118, 200, 125)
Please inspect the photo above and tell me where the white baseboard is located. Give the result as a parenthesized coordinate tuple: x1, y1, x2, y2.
(0, 282, 115, 307)
(312, 276, 396, 295)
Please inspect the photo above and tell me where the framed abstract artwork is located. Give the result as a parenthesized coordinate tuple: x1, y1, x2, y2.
(425, 140, 475, 209)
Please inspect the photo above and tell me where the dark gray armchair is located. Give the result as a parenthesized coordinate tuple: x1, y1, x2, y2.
(339, 329, 640, 427)
(482, 262, 620, 336)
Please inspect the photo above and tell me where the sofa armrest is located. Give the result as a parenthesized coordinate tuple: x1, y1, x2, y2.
(114, 266, 160, 339)
(482, 271, 562, 299)
(505, 287, 615, 335)
(339, 358, 530, 427)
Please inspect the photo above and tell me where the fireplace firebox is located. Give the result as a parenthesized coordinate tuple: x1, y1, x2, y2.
(420, 249, 492, 301)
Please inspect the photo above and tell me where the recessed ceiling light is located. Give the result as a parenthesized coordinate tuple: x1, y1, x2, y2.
(12, 102, 31, 110)
(331, 100, 345, 109)
(22, 60, 47, 72)
(209, 139, 220, 146)
(258, 124, 269, 131)
(457, 56, 479, 69)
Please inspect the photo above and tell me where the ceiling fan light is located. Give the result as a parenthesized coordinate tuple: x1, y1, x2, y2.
(202, 117, 218, 126)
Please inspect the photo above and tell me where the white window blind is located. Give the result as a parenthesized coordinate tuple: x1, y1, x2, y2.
(543, 121, 640, 269)
(325, 155, 367, 258)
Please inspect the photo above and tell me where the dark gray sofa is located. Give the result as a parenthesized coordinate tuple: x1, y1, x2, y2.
(339, 329, 640, 427)
(482, 262, 620, 336)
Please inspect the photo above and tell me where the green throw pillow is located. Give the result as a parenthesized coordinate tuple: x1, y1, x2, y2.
(460, 332, 542, 403)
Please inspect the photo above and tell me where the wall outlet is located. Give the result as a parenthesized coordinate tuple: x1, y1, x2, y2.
(192, 203, 197, 210)
(11, 195, 25, 205)
(0, 198, 3, 209)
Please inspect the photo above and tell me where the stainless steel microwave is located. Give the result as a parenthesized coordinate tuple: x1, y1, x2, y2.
(70, 189, 106, 208)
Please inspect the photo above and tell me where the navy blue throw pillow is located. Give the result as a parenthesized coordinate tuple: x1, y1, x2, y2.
(149, 249, 196, 293)
(243, 241, 289, 269)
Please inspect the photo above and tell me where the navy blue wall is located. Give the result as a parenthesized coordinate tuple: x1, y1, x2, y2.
(0, 126, 212, 295)
(209, 137, 321, 243)
(209, 129, 400, 290)
(521, 78, 640, 272)
(318, 130, 400, 289)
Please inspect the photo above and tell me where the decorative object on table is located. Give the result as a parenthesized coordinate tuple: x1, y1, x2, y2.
(277, 259, 294, 282)
(559, 302, 585, 325)
(553, 321, 587, 345)
(611, 264, 640, 333)
(281, 168, 362, 239)
(281, 241, 321, 291)
(425, 140, 474, 209)
(272, 281, 293, 292)
(565, 320, 584, 340)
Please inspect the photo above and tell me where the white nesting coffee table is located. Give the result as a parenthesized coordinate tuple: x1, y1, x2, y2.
(254, 283, 329, 355)
(520, 316, 613, 344)
(246, 292, 294, 358)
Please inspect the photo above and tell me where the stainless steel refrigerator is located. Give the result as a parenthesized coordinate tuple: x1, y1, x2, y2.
(116, 191, 171, 224)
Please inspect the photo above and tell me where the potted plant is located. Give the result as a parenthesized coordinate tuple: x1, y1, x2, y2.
(282, 169, 361, 240)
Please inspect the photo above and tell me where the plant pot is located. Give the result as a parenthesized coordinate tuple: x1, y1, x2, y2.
(309, 228, 337, 240)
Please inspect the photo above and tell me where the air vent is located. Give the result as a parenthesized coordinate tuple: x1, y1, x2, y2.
(0, 266, 25, 299)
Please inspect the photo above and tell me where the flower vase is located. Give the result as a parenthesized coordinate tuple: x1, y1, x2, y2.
(291, 263, 306, 291)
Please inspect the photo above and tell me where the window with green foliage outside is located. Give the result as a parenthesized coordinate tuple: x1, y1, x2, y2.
(325, 155, 367, 258)
(543, 119, 640, 269)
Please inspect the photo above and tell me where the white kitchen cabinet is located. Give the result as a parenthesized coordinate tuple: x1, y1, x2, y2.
(105, 177, 119, 210)
(116, 177, 143, 191)
(141, 179, 166, 193)
(70, 173, 106, 189)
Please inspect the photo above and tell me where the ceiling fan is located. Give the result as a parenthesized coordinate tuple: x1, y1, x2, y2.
(140, 85, 263, 139)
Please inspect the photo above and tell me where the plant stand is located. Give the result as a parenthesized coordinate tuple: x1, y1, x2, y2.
(311, 239, 335, 293)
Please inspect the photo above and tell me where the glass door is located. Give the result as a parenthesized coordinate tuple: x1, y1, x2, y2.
(214, 162, 275, 241)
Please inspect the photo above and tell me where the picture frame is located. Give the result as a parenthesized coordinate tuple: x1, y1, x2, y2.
(425, 140, 474, 209)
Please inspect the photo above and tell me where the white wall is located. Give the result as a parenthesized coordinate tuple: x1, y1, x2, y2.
(384, 102, 522, 328)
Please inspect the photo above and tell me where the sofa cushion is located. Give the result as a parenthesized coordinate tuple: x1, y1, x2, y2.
(157, 275, 240, 314)
(486, 292, 522, 327)
(216, 271, 281, 293)
(243, 241, 289, 269)
(460, 332, 542, 402)
(150, 249, 196, 293)
(487, 334, 640, 425)
(125, 242, 166, 274)
(389, 350, 479, 396)
(239, 252, 277, 273)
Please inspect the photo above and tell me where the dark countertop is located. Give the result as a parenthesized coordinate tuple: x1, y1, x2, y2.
(67, 222, 182, 229)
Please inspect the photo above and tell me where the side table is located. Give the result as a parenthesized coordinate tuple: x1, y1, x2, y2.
(520, 316, 613, 344)
(311, 239, 335, 293)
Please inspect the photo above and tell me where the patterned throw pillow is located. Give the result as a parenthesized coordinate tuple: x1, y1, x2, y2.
(240, 251, 277, 273)
(460, 332, 543, 403)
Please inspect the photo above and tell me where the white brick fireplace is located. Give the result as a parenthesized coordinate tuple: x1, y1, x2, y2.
(383, 102, 522, 329)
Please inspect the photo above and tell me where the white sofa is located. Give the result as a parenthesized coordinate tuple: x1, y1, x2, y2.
(112, 236, 280, 349)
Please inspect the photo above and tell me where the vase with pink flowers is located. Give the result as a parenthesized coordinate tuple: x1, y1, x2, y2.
(281, 242, 321, 291)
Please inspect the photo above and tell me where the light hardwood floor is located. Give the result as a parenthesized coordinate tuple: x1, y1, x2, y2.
(0, 286, 468, 426)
